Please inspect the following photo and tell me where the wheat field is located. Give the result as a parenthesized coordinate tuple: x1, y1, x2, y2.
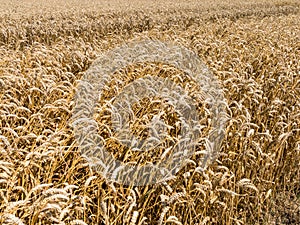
(0, 0, 299, 224)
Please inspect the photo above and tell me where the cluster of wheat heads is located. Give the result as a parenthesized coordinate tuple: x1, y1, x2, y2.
(72, 40, 228, 187)
(0, 0, 300, 224)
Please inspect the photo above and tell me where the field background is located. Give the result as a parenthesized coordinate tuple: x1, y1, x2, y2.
(0, 0, 299, 224)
